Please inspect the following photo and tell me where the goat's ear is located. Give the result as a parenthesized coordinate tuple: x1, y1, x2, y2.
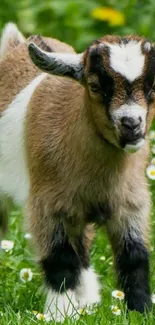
(28, 42, 84, 81)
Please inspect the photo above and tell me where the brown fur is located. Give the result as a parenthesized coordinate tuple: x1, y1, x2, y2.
(25, 73, 151, 256)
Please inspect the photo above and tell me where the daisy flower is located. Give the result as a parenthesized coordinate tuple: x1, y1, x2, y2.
(151, 294, 155, 303)
(146, 164, 155, 180)
(20, 268, 33, 283)
(100, 256, 106, 261)
(33, 311, 50, 321)
(78, 307, 95, 316)
(149, 130, 155, 141)
(0, 240, 14, 252)
(112, 290, 125, 300)
(24, 233, 32, 239)
(111, 305, 121, 315)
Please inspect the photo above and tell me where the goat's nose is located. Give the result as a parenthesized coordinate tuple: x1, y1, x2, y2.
(121, 117, 141, 131)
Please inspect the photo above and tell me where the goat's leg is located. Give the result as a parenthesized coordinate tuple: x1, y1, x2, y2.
(28, 198, 100, 321)
(74, 224, 100, 308)
(106, 210, 151, 313)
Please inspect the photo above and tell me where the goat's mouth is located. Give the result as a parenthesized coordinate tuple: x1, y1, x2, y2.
(121, 136, 145, 153)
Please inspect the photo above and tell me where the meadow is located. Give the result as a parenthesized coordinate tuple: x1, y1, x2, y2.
(0, 133, 155, 325)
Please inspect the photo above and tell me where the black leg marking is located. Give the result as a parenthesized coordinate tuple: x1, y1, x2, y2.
(116, 233, 151, 313)
(41, 221, 89, 292)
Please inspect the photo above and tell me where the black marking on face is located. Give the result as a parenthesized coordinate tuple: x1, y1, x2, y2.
(123, 79, 133, 101)
(40, 217, 89, 292)
(116, 232, 151, 313)
(87, 202, 112, 225)
(143, 47, 155, 105)
(87, 46, 115, 110)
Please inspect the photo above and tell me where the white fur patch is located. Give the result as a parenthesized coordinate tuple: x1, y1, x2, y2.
(112, 102, 146, 131)
(44, 268, 100, 322)
(0, 73, 46, 204)
(0, 23, 25, 60)
(75, 268, 100, 308)
(107, 40, 145, 82)
(44, 289, 78, 322)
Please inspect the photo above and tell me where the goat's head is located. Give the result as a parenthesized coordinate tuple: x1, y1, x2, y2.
(28, 36, 155, 153)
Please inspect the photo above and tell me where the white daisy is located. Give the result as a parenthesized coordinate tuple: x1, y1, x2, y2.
(112, 290, 125, 300)
(111, 305, 121, 315)
(100, 256, 106, 261)
(146, 164, 155, 180)
(33, 311, 50, 322)
(151, 294, 155, 303)
(149, 130, 155, 141)
(0, 240, 14, 252)
(20, 268, 33, 283)
(24, 233, 32, 239)
(78, 307, 95, 316)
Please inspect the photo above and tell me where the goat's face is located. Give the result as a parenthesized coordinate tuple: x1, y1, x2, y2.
(28, 36, 155, 152)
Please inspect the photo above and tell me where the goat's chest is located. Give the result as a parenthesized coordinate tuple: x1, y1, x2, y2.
(81, 169, 140, 224)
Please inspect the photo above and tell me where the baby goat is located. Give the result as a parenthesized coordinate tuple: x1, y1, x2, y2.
(0, 23, 155, 321)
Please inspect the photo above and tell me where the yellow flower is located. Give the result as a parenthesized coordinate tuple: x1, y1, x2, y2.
(91, 7, 125, 26)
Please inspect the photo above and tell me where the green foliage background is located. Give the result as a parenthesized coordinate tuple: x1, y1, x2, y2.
(1, 0, 155, 51)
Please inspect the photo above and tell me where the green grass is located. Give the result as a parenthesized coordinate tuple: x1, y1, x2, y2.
(1, 184, 155, 324)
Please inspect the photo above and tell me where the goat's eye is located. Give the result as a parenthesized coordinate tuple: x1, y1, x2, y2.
(88, 82, 101, 93)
